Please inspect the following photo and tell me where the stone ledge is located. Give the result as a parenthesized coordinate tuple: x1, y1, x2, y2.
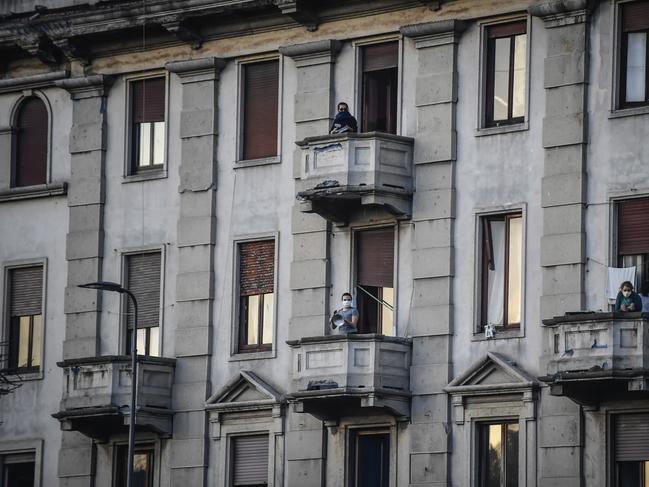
(279, 39, 342, 59)
(400, 19, 466, 38)
(0, 182, 67, 203)
(0, 69, 69, 93)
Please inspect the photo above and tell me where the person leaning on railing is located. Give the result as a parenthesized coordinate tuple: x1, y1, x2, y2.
(615, 281, 643, 312)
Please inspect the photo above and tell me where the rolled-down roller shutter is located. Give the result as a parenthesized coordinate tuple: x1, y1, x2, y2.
(618, 198, 649, 255)
(622, 1, 649, 32)
(131, 77, 165, 123)
(232, 434, 269, 486)
(243, 60, 279, 161)
(15, 97, 48, 187)
(356, 228, 394, 288)
(126, 252, 161, 329)
(10, 266, 43, 316)
(362, 42, 398, 72)
(615, 413, 649, 461)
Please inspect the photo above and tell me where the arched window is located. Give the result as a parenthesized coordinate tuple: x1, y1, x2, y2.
(13, 97, 48, 187)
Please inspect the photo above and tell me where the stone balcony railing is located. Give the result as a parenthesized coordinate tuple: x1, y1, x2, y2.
(295, 132, 414, 223)
(540, 312, 649, 404)
(52, 355, 176, 439)
(286, 334, 412, 421)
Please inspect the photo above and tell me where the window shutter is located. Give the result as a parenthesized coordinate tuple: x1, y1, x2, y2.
(618, 198, 649, 255)
(131, 78, 166, 123)
(362, 42, 399, 72)
(623, 1, 649, 32)
(126, 252, 161, 329)
(487, 21, 526, 38)
(357, 228, 394, 288)
(616, 414, 649, 461)
(243, 60, 279, 160)
(232, 435, 269, 486)
(239, 241, 275, 297)
(10, 266, 43, 317)
(15, 97, 47, 187)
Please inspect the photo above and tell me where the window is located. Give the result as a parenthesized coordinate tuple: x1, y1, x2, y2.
(349, 430, 390, 487)
(614, 414, 649, 486)
(361, 42, 399, 134)
(114, 444, 154, 487)
(5, 266, 43, 372)
(620, 1, 649, 108)
(1, 452, 35, 487)
(124, 252, 161, 357)
(13, 97, 47, 188)
(231, 434, 269, 486)
(241, 60, 279, 161)
(478, 422, 519, 487)
(480, 213, 523, 329)
(485, 21, 527, 127)
(355, 228, 394, 335)
(129, 77, 165, 173)
(618, 198, 649, 293)
(238, 240, 275, 352)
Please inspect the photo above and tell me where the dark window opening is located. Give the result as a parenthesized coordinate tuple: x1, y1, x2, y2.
(13, 97, 47, 188)
(232, 434, 269, 486)
(130, 77, 165, 173)
(114, 444, 154, 487)
(242, 60, 279, 161)
(615, 414, 649, 487)
(361, 42, 398, 134)
(238, 241, 275, 352)
(480, 213, 523, 329)
(478, 422, 519, 487)
(2, 453, 35, 487)
(124, 252, 161, 357)
(355, 228, 394, 335)
(620, 1, 649, 108)
(485, 22, 527, 126)
(618, 198, 649, 295)
(350, 430, 390, 487)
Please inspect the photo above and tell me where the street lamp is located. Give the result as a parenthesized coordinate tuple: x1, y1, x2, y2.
(79, 281, 138, 487)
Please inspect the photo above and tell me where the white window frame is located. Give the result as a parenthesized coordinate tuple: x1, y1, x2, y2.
(1, 258, 47, 380)
(0, 439, 42, 487)
(472, 204, 527, 340)
(235, 53, 283, 167)
(352, 34, 404, 136)
(475, 15, 531, 136)
(229, 233, 279, 361)
(122, 71, 170, 182)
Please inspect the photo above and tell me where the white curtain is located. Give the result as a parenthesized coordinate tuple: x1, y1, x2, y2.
(487, 220, 505, 325)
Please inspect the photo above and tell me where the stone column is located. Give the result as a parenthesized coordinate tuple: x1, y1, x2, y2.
(279, 39, 341, 487)
(166, 57, 225, 485)
(530, 2, 591, 486)
(55, 74, 114, 487)
(400, 20, 464, 487)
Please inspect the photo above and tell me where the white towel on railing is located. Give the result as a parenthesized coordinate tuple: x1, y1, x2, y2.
(606, 266, 636, 300)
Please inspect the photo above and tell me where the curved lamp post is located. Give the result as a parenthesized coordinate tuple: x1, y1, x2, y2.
(79, 281, 138, 487)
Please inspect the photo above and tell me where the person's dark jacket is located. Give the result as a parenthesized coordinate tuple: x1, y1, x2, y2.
(330, 111, 358, 133)
(615, 290, 643, 312)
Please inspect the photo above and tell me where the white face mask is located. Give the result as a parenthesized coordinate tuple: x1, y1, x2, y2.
(623, 290, 632, 298)
(342, 298, 352, 308)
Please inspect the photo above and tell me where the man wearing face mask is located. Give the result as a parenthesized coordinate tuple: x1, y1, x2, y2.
(615, 281, 643, 312)
(331, 292, 359, 335)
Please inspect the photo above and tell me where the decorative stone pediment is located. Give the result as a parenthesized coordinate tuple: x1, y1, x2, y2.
(445, 352, 539, 424)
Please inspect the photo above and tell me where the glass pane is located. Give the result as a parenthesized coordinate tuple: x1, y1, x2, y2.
(618, 461, 641, 486)
(5, 461, 35, 487)
(487, 424, 502, 487)
(493, 37, 511, 121)
(148, 326, 160, 357)
(381, 287, 395, 336)
(487, 220, 506, 325)
(132, 451, 152, 487)
(507, 217, 523, 325)
(262, 293, 274, 345)
(31, 314, 42, 367)
(246, 295, 260, 345)
(152, 121, 165, 165)
(626, 32, 647, 103)
(137, 123, 152, 167)
(18, 316, 31, 368)
(136, 328, 147, 355)
(505, 424, 519, 487)
(512, 34, 527, 118)
(645, 461, 649, 487)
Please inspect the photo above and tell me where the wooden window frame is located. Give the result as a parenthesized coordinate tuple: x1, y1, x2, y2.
(7, 315, 40, 373)
(484, 21, 527, 127)
(476, 421, 520, 487)
(113, 443, 156, 487)
(347, 428, 392, 487)
(238, 294, 273, 353)
(479, 212, 523, 330)
(618, 1, 649, 108)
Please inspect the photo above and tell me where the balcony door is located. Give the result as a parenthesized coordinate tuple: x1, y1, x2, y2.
(350, 430, 390, 487)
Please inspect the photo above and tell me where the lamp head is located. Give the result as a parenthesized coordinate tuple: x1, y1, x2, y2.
(78, 281, 127, 293)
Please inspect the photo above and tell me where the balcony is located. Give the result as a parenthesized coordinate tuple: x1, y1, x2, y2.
(295, 132, 414, 224)
(52, 355, 176, 439)
(540, 312, 649, 404)
(286, 334, 412, 421)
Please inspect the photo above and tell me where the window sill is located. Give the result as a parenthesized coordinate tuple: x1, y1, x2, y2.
(609, 105, 649, 119)
(122, 169, 167, 183)
(229, 349, 276, 362)
(0, 182, 67, 203)
(475, 122, 529, 137)
(234, 156, 281, 169)
(1, 368, 43, 381)
(471, 326, 524, 341)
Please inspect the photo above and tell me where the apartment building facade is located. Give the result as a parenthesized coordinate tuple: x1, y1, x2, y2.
(0, 0, 648, 485)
